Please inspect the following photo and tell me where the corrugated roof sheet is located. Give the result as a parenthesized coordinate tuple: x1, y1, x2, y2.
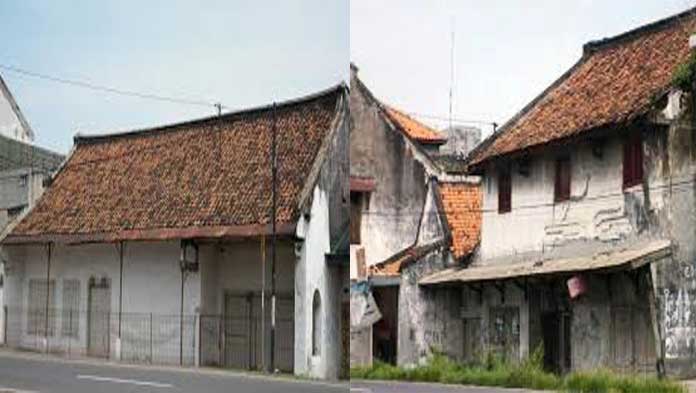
(420, 239, 671, 285)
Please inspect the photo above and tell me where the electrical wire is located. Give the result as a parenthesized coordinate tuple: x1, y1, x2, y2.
(0, 63, 227, 110)
(357, 176, 696, 216)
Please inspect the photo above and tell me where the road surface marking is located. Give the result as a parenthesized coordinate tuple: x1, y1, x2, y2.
(350, 389, 372, 392)
(76, 374, 173, 388)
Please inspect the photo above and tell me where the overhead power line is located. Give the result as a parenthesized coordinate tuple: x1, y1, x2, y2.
(359, 176, 696, 216)
(409, 112, 498, 128)
(0, 63, 227, 110)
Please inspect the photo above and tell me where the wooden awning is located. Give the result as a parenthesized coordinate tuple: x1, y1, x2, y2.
(419, 239, 671, 286)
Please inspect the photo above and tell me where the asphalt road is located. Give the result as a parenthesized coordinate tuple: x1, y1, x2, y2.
(0, 352, 347, 393)
(350, 381, 542, 393)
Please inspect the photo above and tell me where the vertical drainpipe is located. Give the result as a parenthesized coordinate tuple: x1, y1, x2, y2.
(260, 234, 266, 371)
(44, 242, 52, 353)
(180, 240, 185, 366)
(118, 241, 124, 340)
(270, 102, 277, 373)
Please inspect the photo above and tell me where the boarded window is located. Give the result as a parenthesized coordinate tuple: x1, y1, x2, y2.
(623, 133, 643, 188)
(554, 157, 571, 202)
(350, 192, 364, 244)
(27, 279, 56, 336)
(498, 167, 511, 214)
(62, 279, 80, 338)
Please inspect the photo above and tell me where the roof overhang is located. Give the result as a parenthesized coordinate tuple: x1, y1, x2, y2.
(420, 239, 671, 286)
(2, 222, 297, 245)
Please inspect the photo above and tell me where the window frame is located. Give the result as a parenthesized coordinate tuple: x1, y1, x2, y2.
(312, 290, 322, 356)
(623, 133, 644, 189)
(554, 156, 571, 203)
(497, 167, 512, 214)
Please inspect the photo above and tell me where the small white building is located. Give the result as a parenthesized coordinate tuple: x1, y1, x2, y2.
(1, 85, 349, 380)
(0, 73, 34, 143)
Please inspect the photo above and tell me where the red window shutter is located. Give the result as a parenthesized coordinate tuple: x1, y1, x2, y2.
(554, 157, 571, 202)
(623, 133, 643, 188)
(498, 168, 511, 214)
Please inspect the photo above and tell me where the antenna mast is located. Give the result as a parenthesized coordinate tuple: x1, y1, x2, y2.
(449, 17, 455, 132)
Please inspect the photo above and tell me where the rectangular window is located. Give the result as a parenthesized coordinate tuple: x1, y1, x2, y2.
(623, 133, 643, 188)
(350, 192, 364, 244)
(27, 279, 56, 336)
(498, 167, 511, 214)
(554, 157, 571, 202)
(62, 279, 80, 338)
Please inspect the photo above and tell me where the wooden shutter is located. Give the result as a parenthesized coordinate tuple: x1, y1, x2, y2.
(554, 157, 571, 202)
(623, 133, 643, 188)
(350, 192, 362, 244)
(498, 168, 511, 214)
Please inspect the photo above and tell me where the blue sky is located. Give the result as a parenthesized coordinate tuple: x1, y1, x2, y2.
(0, 1, 348, 153)
(351, 0, 696, 137)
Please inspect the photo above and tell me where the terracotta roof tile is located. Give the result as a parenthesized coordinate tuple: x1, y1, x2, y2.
(471, 9, 696, 165)
(439, 182, 481, 259)
(369, 241, 445, 277)
(7, 86, 343, 242)
(383, 106, 447, 144)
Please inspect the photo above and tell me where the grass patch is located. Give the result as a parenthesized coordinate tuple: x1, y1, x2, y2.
(350, 349, 685, 393)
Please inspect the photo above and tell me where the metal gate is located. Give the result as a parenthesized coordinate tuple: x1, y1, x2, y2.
(87, 278, 111, 358)
(223, 292, 293, 372)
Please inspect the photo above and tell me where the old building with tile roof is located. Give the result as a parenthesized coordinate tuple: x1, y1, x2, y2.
(1, 84, 349, 380)
(416, 7, 696, 378)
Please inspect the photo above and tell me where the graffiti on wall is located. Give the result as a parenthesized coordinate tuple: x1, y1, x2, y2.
(662, 287, 696, 359)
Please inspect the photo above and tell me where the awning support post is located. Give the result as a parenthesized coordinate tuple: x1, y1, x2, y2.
(645, 265, 666, 379)
(44, 242, 52, 353)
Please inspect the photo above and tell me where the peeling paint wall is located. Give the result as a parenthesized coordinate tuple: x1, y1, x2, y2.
(397, 249, 463, 366)
(471, 89, 696, 377)
(350, 70, 428, 267)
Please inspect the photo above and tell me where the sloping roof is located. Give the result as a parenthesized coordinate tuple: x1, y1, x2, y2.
(438, 182, 482, 259)
(420, 239, 671, 285)
(383, 106, 447, 145)
(470, 8, 696, 167)
(5, 85, 345, 244)
(369, 241, 445, 277)
(0, 134, 64, 172)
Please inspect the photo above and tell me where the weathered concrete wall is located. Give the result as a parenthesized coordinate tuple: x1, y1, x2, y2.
(3, 241, 201, 364)
(350, 70, 428, 266)
(398, 249, 463, 366)
(295, 186, 345, 380)
(478, 134, 659, 265)
(474, 89, 696, 377)
(439, 126, 481, 158)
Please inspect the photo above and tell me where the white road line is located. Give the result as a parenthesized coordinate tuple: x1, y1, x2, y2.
(76, 374, 174, 388)
(350, 389, 372, 393)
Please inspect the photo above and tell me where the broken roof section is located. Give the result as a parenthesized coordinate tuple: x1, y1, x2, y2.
(369, 180, 482, 278)
(469, 8, 696, 168)
(369, 241, 445, 278)
(420, 239, 671, 286)
(5, 85, 346, 244)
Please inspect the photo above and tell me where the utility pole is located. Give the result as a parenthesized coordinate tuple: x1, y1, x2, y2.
(270, 102, 278, 373)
